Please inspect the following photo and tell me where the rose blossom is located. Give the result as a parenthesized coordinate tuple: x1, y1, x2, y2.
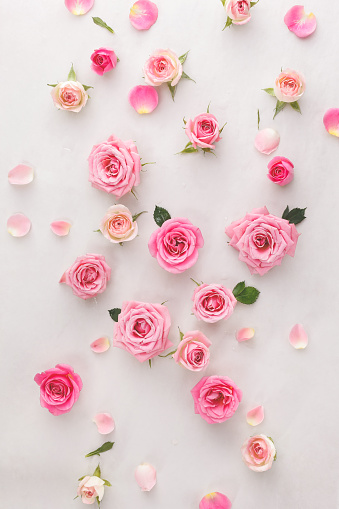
(191, 375, 242, 423)
(173, 330, 211, 371)
(144, 49, 183, 87)
(241, 434, 276, 472)
(100, 205, 138, 243)
(90, 47, 118, 75)
(192, 284, 237, 323)
(113, 301, 172, 362)
(51, 81, 88, 112)
(148, 218, 204, 274)
(185, 114, 221, 150)
(225, 0, 251, 25)
(88, 135, 141, 197)
(273, 69, 305, 103)
(267, 156, 294, 186)
(34, 364, 83, 416)
(77, 476, 105, 504)
(225, 206, 300, 276)
(60, 253, 111, 299)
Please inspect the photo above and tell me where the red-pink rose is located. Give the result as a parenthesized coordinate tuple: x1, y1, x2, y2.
(267, 156, 294, 186)
(192, 283, 237, 323)
(90, 47, 118, 75)
(185, 113, 221, 150)
(173, 330, 211, 371)
(34, 364, 83, 416)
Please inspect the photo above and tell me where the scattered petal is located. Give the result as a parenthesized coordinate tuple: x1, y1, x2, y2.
(129, 0, 158, 30)
(284, 5, 317, 38)
(289, 323, 308, 349)
(65, 0, 94, 15)
(7, 213, 31, 237)
(323, 109, 339, 137)
(236, 328, 255, 342)
(247, 405, 265, 426)
(255, 128, 280, 155)
(90, 336, 111, 353)
(128, 85, 158, 114)
(199, 492, 232, 509)
(135, 463, 157, 491)
(93, 413, 115, 434)
(50, 221, 71, 236)
(8, 164, 34, 185)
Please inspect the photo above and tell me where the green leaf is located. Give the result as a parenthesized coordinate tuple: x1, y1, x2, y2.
(85, 442, 114, 458)
(93, 465, 101, 478)
(262, 88, 275, 96)
(273, 100, 286, 119)
(232, 281, 245, 297)
(202, 148, 216, 156)
(181, 71, 195, 83)
(82, 84, 93, 91)
(159, 349, 177, 358)
(179, 327, 184, 341)
(167, 82, 177, 101)
(179, 51, 189, 64)
(223, 17, 233, 30)
(290, 101, 301, 114)
(131, 188, 138, 200)
(47, 83, 58, 87)
(108, 308, 121, 322)
(250, 0, 259, 6)
(103, 479, 112, 487)
(179, 146, 199, 154)
(282, 207, 307, 225)
(235, 286, 260, 305)
(92, 16, 114, 33)
(219, 122, 227, 133)
(282, 205, 290, 219)
(68, 64, 76, 81)
(154, 205, 171, 227)
(149, 359, 152, 368)
(257, 108, 260, 130)
(132, 211, 147, 222)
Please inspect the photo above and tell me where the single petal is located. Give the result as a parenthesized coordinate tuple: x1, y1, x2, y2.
(93, 413, 115, 434)
(8, 164, 34, 185)
(289, 323, 308, 349)
(135, 463, 157, 491)
(284, 5, 317, 38)
(90, 336, 111, 353)
(129, 0, 158, 30)
(50, 221, 71, 236)
(236, 328, 255, 342)
(7, 213, 31, 237)
(128, 85, 158, 114)
(199, 492, 232, 509)
(65, 0, 94, 15)
(246, 405, 265, 426)
(255, 128, 280, 155)
(323, 109, 339, 137)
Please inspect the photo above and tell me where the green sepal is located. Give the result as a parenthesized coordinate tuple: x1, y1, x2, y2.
(220, 0, 226, 5)
(273, 100, 286, 119)
(103, 479, 112, 487)
(47, 83, 58, 87)
(82, 84, 93, 91)
(93, 465, 101, 478)
(149, 359, 152, 368)
(159, 349, 177, 358)
(181, 71, 195, 83)
(179, 51, 189, 64)
(68, 64, 76, 81)
(154, 205, 171, 227)
(223, 17, 233, 30)
(132, 211, 147, 221)
(290, 101, 301, 114)
(167, 82, 177, 101)
(250, 0, 259, 6)
(219, 122, 227, 133)
(262, 88, 275, 96)
(78, 476, 86, 481)
(257, 108, 260, 130)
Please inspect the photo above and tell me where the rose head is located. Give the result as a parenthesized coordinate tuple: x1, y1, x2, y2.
(91, 47, 118, 75)
(77, 476, 105, 504)
(192, 284, 237, 323)
(267, 157, 294, 186)
(191, 375, 242, 423)
(60, 253, 111, 299)
(144, 49, 182, 87)
(100, 205, 138, 243)
(225, 207, 300, 276)
(185, 113, 221, 150)
(34, 364, 82, 416)
(173, 330, 211, 371)
(274, 69, 305, 103)
(51, 81, 88, 112)
(241, 434, 276, 472)
(225, 0, 251, 25)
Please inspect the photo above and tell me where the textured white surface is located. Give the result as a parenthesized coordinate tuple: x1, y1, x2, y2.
(1, 1, 339, 508)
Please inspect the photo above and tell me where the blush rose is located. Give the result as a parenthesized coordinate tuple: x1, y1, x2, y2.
(192, 284, 237, 323)
(274, 69, 305, 103)
(77, 476, 105, 504)
(100, 205, 138, 243)
(267, 156, 294, 186)
(185, 113, 221, 150)
(90, 47, 118, 75)
(51, 81, 88, 112)
(241, 434, 276, 472)
(173, 330, 211, 371)
(60, 254, 111, 299)
(225, 0, 251, 25)
(144, 49, 182, 87)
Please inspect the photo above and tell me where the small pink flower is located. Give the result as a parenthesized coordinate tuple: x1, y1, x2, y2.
(77, 476, 105, 504)
(241, 434, 276, 472)
(65, 0, 94, 15)
(51, 81, 88, 112)
(323, 108, 339, 137)
(144, 49, 182, 87)
(135, 463, 157, 491)
(199, 492, 232, 509)
(192, 283, 237, 323)
(225, 0, 251, 25)
(173, 330, 211, 371)
(267, 156, 294, 186)
(185, 113, 221, 150)
(284, 5, 317, 38)
(100, 205, 138, 243)
(255, 128, 280, 155)
(274, 69, 305, 103)
(129, 0, 158, 30)
(128, 85, 159, 114)
(90, 47, 118, 75)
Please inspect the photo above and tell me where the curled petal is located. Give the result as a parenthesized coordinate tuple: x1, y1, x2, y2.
(50, 221, 71, 236)
(129, 0, 158, 30)
(128, 85, 158, 114)
(93, 413, 115, 434)
(199, 492, 232, 509)
(90, 336, 110, 353)
(8, 164, 34, 185)
(284, 5, 317, 38)
(135, 463, 157, 491)
(323, 109, 339, 137)
(7, 213, 31, 237)
(65, 0, 94, 15)
(289, 324, 308, 349)
(255, 128, 280, 155)
(247, 405, 265, 426)
(236, 328, 255, 342)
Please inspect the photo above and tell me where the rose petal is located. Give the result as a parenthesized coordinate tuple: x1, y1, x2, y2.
(7, 213, 31, 237)
(199, 492, 232, 509)
(129, 0, 158, 30)
(236, 328, 255, 342)
(50, 221, 71, 236)
(8, 164, 34, 185)
(93, 413, 115, 434)
(128, 85, 159, 114)
(255, 128, 280, 155)
(284, 5, 317, 38)
(289, 323, 308, 349)
(135, 463, 157, 491)
(90, 336, 111, 353)
(323, 109, 339, 137)
(65, 0, 94, 15)
(246, 405, 265, 426)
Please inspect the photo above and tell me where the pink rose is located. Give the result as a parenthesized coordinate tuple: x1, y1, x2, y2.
(241, 434, 276, 472)
(34, 364, 83, 416)
(113, 301, 172, 362)
(192, 284, 237, 323)
(100, 205, 138, 243)
(60, 253, 111, 299)
(148, 218, 204, 274)
(88, 135, 141, 197)
(274, 69, 305, 103)
(225, 207, 300, 276)
(173, 330, 211, 371)
(267, 156, 294, 186)
(90, 47, 118, 75)
(225, 0, 251, 25)
(191, 375, 242, 423)
(51, 81, 88, 112)
(185, 113, 221, 150)
(144, 49, 183, 87)
(77, 476, 105, 504)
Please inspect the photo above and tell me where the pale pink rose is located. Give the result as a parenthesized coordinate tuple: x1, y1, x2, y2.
(185, 114, 221, 150)
(90, 47, 118, 75)
(225, 0, 251, 25)
(191, 375, 242, 423)
(267, 156, 294, 186)
(34, 364, 83, 416)
(100, 205, 138, 243)
(77, 476, 105, 504)
(273, 69, 305, 103)
(60, 253, 111, 299)
(192, 284, 237, 323)
(144, 49, 182, 87)
(199, 492, 232, 509)
(225, 206, 300, 276)
(241, 434, 276, 472)
(173, 330, 211, 371)
(88, 135, 141, 197)
(51, 81, 88, 112)
(113, 301, 172, 362)
(148, 218, 204, 274)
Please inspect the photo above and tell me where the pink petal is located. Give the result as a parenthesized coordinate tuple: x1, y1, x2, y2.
(246, 405, 265, 426)
(90, 336, 110, 353)
(236, 328, 255, 342)
(199, 492, 232, 509)
(289, 324, 308, 349)
(93, 413, 115, 434)
(255, 128, 280, 155)
(135, 463, 157, 491)
(128, 85, 158, 114)
(323, 109, 339, 137)
(65, 0, 94, 15)
(284, 5, 317, 38)
(50, 221, 71, 236)
(8, 164, 34, 185)
(7, 213, 31, 237)
(129, 0, 158, 30)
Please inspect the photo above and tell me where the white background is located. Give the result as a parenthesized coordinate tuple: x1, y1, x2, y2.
(1, 0, 339, 507)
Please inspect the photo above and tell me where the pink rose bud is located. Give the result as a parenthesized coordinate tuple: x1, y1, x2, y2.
(90, 47, 118, 75)
(143, 49, 182, 87)
(273, 69, 305, 103)
(135, 463, 157, 491)
(224, 0, 251, 25)
(173, 330, 211, 371)
(51, 81, 88, 113)
(77, 476, 105, 504)
(199, 492, 232, 509)
(192, 283, 237, 323)
(60, 253, 111, 299)
(267, 156, 294, 186)
(185, 113, 221, 150)
(241, 434, 276, 472)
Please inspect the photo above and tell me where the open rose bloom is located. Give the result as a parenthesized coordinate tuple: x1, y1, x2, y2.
(274, 69, 305, 103)
(267, 156, 294, 186)
(91, 47, 118, 75)
(241, 434, 276, 472)
(173, 330, 211, 371)
(185, 113, 221, 150)
(225, 0, 251, 25)
(77, 476, 105, 504)
(225, 207, 300, 275)
(192, 283, 237, 323)
(60, 254, 111, 299)
(51, 81, 88, 112)
(100, 205, 138, 243)
(144, 49, 182, 87)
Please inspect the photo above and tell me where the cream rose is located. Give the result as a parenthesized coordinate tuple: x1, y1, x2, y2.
(100, 205, 138, 243)
(51, 80, 88, 112)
